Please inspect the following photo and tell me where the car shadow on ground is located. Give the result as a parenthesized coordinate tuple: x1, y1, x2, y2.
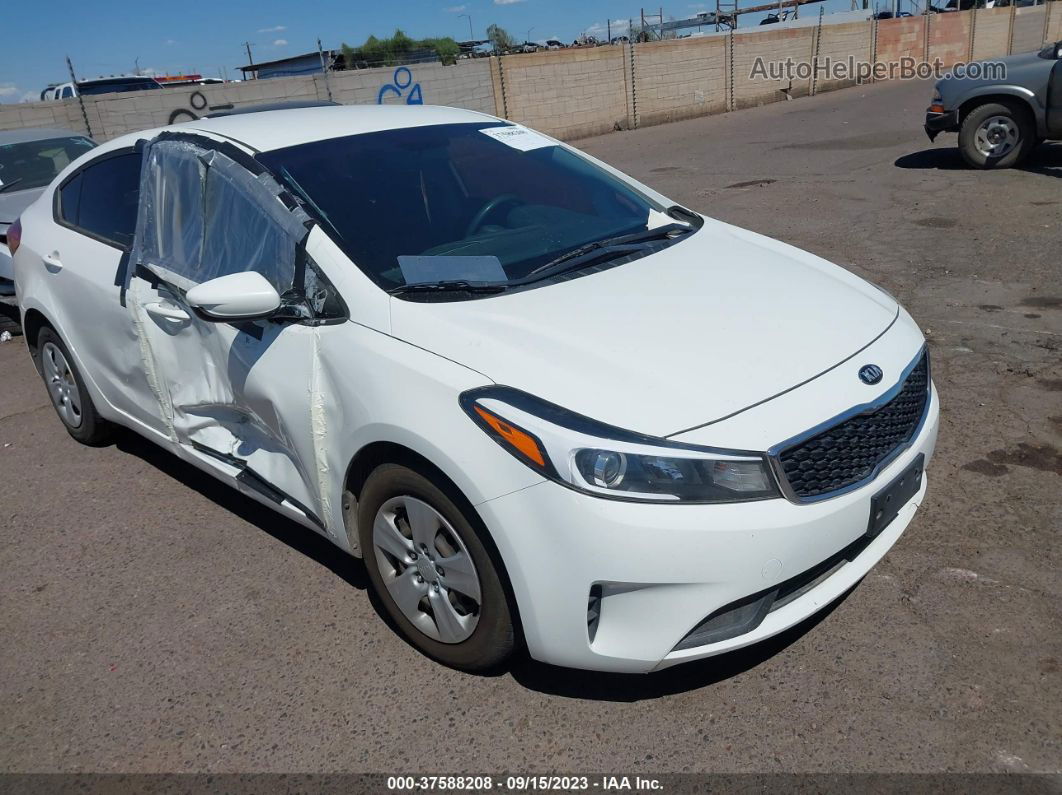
(895, 142, 1062, 175)
(113, 428, 369, 592)
(505, 590, 852, 701)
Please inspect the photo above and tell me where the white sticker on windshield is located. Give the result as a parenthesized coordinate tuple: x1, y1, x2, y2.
(397, 255, 506, 285)
(479, 125, 556, 152)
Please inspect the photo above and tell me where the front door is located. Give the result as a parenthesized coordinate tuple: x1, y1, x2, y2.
(128, 135, 334, 532)
(1048, 58, 1062, 138)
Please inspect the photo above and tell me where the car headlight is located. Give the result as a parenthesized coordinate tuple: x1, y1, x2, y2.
(460, 387, 780, 503)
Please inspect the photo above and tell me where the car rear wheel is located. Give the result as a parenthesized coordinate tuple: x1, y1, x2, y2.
(36, 327, 113, 445)
(959, 102, 1036, 169)
(357, 463, 514, 671)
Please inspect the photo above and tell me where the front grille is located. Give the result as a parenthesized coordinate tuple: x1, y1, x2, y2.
(776, 352, 929, 500)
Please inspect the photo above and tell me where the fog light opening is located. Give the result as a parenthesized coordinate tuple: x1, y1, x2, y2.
(587, 584, 603, 644)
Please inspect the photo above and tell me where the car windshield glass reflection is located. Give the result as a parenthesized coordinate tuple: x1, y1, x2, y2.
(258, 123, 686, 291)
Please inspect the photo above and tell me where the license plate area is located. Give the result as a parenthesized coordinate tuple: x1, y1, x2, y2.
(867, 453, 925, 539)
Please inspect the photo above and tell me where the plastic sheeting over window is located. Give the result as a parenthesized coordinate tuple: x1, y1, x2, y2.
(130, 138, 311, 293)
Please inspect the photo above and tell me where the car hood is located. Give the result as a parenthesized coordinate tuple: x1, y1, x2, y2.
(0, 187, 45, 226)
(388, 218, 898, 438)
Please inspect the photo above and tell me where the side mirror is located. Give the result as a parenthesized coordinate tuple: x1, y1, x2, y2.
(185, 271, 281, 322)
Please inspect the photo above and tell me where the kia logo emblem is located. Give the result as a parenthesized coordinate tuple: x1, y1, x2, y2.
(858, 364, 884, 385)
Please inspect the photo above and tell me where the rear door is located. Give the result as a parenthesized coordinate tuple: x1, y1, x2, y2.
(127, 135, 344, 533)
(46, 147, 174, 437)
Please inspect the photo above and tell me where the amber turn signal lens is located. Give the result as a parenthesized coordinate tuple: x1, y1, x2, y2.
(473, 405, 547, 468)
(928, 104, 945, 114)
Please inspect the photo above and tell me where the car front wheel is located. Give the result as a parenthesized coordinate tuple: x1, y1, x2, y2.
(958, 102, 1036, 169)
(357, 463, 515, 672)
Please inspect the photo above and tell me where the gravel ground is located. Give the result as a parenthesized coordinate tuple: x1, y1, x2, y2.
(0, 77, 1059, 775)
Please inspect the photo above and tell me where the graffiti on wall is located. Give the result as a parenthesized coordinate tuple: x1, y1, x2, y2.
(166, 91, 235, 125)
(377, 67, 423, 105)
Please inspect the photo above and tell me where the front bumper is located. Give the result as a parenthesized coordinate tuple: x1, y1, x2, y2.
(925, 108, 960, 141)
(478, 386, 939, 673)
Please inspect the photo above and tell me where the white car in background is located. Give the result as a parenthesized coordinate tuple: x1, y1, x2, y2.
(11, 106, 938, 673)
(0, 128, 96, 296)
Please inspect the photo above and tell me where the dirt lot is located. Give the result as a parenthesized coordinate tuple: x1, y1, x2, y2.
(0, 77, 1059, 775)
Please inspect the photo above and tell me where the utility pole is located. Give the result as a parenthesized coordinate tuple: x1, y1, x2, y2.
(608, 19, 612, 42)
(459, 13, 473, 40)
(527, 26, 534, 44)
(242, 41, 256, 78)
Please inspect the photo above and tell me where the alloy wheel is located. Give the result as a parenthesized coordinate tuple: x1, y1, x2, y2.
(974, 115, 1020, 159)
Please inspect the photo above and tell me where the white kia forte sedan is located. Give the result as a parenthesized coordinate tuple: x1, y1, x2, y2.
(11, 105, 938, 673)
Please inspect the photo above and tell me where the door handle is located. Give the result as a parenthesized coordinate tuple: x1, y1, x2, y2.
(144, 302, 191, 322)
(42, 251, 62, 272)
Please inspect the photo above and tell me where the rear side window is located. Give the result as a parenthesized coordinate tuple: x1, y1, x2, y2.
(60, 152, 142, 249)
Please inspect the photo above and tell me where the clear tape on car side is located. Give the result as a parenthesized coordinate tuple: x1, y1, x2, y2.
(124, 135, 338, 537)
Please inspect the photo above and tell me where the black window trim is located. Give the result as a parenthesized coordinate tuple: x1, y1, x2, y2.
(52, 145, 142, 253)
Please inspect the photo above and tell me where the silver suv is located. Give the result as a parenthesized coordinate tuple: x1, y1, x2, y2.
(925, 40, 1062, 168)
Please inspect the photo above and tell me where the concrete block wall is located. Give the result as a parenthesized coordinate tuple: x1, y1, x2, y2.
(972, 7, 1013, 59)
(499, 46, 629, 140)
(323, 60, 495, 115)
(732, 27, 816, 109)
(1048, 1, 1062, 42)
(1011, 5, 1048, 54)
(815, 21, 874, 93)
(875, 16, 928, 70)
(929, 11, 973, 67)
(2, 4, 1058, 144)
(632, 37, 727, 126)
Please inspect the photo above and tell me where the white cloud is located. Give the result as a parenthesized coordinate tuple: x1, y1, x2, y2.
(444, 4, 468, 11)
(273, 38, 288, 46)
(165, 39, 177, 45)
(493, 0, 526, 5)
(0, 82, 18, 97)
(258, 25, 287, 33)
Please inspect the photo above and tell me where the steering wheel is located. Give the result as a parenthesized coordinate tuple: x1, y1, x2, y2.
(465, 194, 521, 237)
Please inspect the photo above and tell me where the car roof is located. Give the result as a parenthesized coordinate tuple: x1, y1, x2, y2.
(0, 127, 91, 145)
(180, 104, 500, 152)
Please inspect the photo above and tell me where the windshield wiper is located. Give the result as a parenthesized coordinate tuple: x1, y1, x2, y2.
(0, 178, 26, 194)
(389, 280, 509, 296)
(521, 222, 693, 283)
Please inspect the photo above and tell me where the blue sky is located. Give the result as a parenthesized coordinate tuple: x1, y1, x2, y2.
(0, 0, 860, 103)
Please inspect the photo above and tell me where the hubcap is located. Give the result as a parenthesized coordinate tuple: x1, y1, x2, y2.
(372, 496, 482, 644)
(974, 115, 1019, 159)
(41, 342, 83, 429)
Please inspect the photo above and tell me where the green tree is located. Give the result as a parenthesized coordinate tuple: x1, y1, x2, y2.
(486, 23, 517, 53)
(341, 29, 461, 68)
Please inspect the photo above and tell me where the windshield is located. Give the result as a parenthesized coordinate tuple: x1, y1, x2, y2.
(257, 123, 678, 292)
(0, 136, 96, 193)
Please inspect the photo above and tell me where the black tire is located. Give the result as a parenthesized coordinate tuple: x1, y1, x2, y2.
(958, 102, 1036, 169)
(358, 463, 514, 671)
(36, 327, 113, 446)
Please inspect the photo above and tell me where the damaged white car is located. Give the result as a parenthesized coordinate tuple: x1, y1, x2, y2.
(12, 106, 938, 673)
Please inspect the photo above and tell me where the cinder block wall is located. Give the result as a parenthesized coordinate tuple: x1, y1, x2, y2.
(875, 16, 928, 69)
(1012, 5, 1048, 53)
(929, 11, 973, 67)
(632, 37, 727, 126)
(816, 21, 874, 93)
(972, 7, 1013, 59)
(1048, 1, 1062, 41)
(2, 2, 1058, 144)
(732, 27, 816, 108)
(498, 46, 629, 140)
